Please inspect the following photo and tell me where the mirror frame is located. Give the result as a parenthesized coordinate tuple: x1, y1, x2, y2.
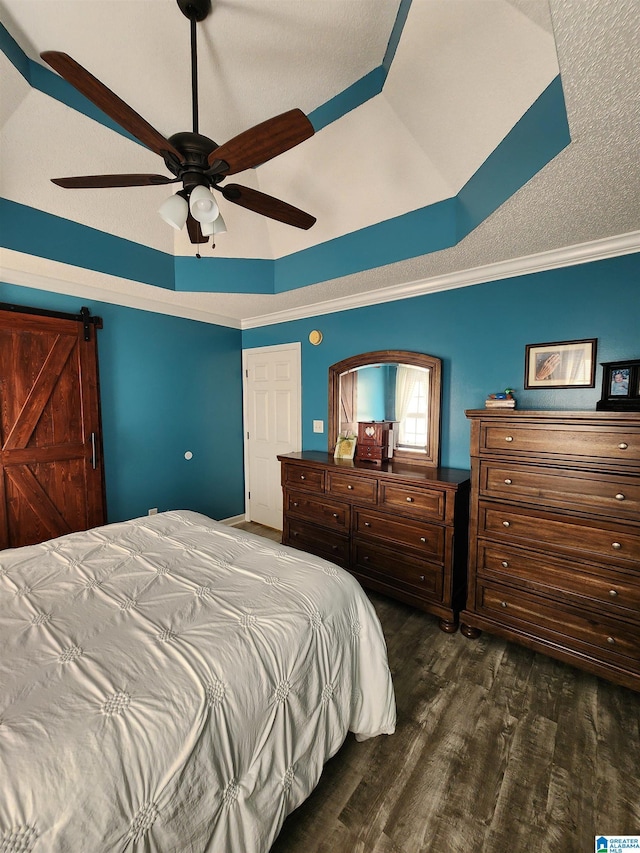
(328, 350, 442, 467)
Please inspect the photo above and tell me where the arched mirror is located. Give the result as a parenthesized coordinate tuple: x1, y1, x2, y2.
(329, 350, 442, 467)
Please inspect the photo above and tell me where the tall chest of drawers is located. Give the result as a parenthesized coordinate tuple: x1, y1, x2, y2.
(462, 410, 640, 691)
(278, 451, 470, 632)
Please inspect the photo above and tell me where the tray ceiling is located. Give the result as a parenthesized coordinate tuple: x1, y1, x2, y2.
(0, 0, 639, 327)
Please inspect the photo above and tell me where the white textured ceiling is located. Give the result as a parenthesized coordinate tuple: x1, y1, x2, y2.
(1, 0, 639, 327)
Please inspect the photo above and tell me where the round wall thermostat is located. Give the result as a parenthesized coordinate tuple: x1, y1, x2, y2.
(308, 330, 323, 346)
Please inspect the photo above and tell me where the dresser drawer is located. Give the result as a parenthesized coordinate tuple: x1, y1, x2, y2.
(354, 508, 444, 560)
(284, 518, 349, 566)
(479, 501, 640, 566)
(282, 463, 324, 493)
(353, 540, 443, 600)
(477, 541, 640, 616)
(477, 582, 640, 664)
(356, 444, 386, 461)
(285, 491, 349, 531)
(326, 471, 377, 503)
(379, 482, 446, 522)
(479, 460, 640, 520)
(479, 422, 640, 467)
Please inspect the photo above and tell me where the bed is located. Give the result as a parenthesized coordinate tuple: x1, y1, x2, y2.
(0, 510, 395, 852)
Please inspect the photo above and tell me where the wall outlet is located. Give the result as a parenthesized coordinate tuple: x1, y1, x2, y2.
(313, 420, 324, 433)
(148, 507, 158, 515)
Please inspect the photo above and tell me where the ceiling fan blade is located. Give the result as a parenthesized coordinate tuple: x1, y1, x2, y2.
(40, 51, 183, 162)
(208, 109, 314, 175)
(52, 174, 178, 189)
(221, 184, 316, 230)
(186, 214, 210, 245)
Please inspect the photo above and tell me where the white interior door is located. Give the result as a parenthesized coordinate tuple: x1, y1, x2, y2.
(243, 343, 301, 529)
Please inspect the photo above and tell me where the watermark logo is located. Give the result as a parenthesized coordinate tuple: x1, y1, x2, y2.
(596, 838, 640, 852)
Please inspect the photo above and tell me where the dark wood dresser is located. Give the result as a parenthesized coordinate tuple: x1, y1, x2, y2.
(278, 451, 470, 631)
(462, 410, 640, 692)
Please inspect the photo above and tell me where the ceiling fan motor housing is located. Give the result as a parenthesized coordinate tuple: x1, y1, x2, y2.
(166, 132, 220, 189)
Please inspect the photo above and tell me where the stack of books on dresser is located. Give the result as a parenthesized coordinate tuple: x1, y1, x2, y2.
(485, 391, 516, 408)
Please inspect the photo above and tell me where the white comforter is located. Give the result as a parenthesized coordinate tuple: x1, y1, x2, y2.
(0, 511, 395, 852)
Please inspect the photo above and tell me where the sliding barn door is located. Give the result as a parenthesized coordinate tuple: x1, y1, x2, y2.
(0, 307, 106, 549)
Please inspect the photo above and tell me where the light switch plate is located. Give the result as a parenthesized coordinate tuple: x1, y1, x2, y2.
(313, 420, 324, 433)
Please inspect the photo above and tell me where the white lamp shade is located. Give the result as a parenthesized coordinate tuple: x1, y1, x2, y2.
(189, 185, 219, 223)
(158, 193, 189, 230)
(201, 212, 227, 237)
(213, 212, 227, 235)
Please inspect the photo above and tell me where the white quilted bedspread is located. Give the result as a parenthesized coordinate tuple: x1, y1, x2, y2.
(0, 511, 396, 852)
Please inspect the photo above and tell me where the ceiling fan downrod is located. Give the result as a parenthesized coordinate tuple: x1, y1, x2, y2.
(190, 12, 199, 134)
(177, 0, 212, 134)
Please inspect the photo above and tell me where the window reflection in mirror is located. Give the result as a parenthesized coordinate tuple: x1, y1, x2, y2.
(339, 364, 430, 451)
(329, 351, 441, 467)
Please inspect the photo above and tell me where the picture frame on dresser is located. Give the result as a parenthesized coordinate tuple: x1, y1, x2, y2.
(524, 338, 596, 389)
(334, 433, 357, 459)
(597, 359, 640, 411)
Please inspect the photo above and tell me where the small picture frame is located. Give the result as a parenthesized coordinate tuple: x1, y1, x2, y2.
(597, 359, 640, 411)
(334, 433, 357, 460)
(524, 338, 597, 389)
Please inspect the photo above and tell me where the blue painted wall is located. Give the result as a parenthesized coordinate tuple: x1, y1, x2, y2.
(241, 252, 640, 471)
(3, 251, 637, 524)
(0, 282, 245, 523)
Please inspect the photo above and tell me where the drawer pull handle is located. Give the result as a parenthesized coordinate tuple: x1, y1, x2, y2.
(331, 545, 338, 551)
(406, 497, 414, 502)
(500, 601, 508, 608)
(501, 560, 509, 568)
(502, 521, 510, 528)
(609, 589, 618, 597)
(612, 542, 622, 550)
(420, 575, 425, 582)
(348, 485, 354, 490)
(505, 436, 514, 442)
(618, 442, 628, 450)
(420, 536, 427, 543)
(504, 478, 512, 485)
(300, 475, 306, 480)
(293, 502, 299, 507)
(615, 493, 625, 501)
(363, 555, 369, 562)
(364, 521, 371, 527)
(607, 636, 616, 645)
(332, 513, 339, 519)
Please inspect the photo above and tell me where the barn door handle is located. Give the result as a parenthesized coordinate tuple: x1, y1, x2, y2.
(90, 432, 97, 469)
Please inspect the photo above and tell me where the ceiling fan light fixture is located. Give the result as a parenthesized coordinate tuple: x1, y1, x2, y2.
(200, 212, 226, 237)
(159, 192, 189, 230)
(189, 184, 219, 223)
(213, 211, 227, 235)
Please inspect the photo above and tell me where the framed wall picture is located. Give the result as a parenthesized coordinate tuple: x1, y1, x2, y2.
(524, 338, 597, 389)
(334, 433, 357, 460)
(596, 359, 640, 411)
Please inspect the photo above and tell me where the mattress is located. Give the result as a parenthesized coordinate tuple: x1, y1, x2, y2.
(0, 510, 396, 852)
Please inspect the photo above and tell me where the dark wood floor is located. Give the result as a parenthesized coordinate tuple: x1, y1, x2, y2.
(236, 523, 640, 853)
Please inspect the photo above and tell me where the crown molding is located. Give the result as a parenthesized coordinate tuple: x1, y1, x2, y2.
(0, 250, 242, 328)
(241, 230, 640, 328)
(3, 231, 639, 331)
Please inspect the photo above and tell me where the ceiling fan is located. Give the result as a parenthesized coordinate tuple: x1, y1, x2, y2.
(41, 0, 316, 247)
